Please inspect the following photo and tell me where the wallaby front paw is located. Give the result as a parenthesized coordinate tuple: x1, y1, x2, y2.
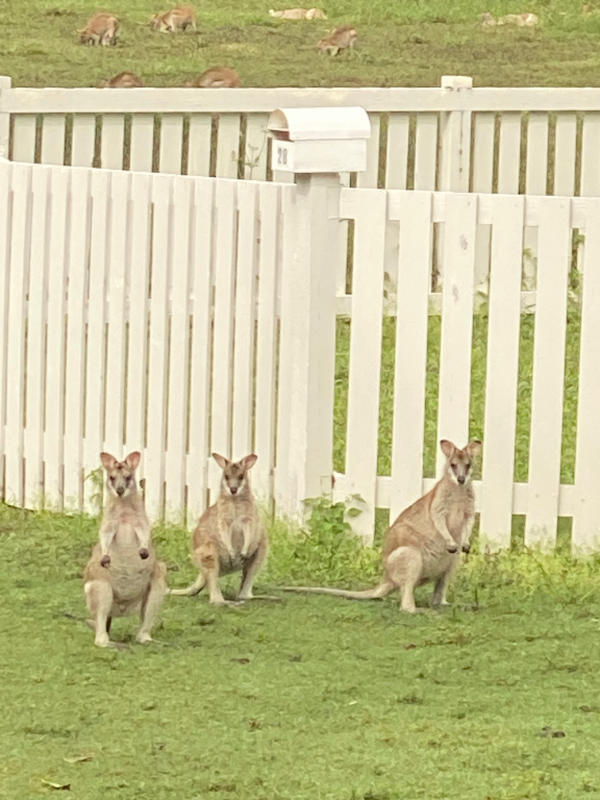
(462, 543, 471, 554)
(100, 554, 111, 568)
(139, 548, 149, 560)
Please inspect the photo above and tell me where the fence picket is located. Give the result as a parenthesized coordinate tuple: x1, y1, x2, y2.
(187, 114, 212, 176)
(71, 114, 96, 167)
(414, 113, 438, 189)
(580, 112, 600, 196)
(385, 113, 409, 189)
(215, 114, 241, 179)
(523, 112, 549, 290)
(244, 113, 268, 180)
(471, 112, 495, 292)
(100, 114, 125, 170)
(525, 197, 571, 549)
(497, 112, 521, 194)
(41, 115, 66, 165)
(356, 113, 380, 188)
(159, 114, 184, 174)
(12, 115, 36, 162)
(0, 162, 9, 494)
(130, 114, 154, 173)
(553, 113, 577, 197)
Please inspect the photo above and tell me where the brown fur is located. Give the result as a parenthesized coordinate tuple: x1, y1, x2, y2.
(83, 451, 166, 646)
(317, 24, 357, 55)
(269, 7, 327, 19)
(169, 453, 267, 604)
(284, 439, 482, 613)
(100, 71, 144, 88)
(184, 66, 241, 87)
(79, 12, 119, 46)
(150, 5, 196, 31)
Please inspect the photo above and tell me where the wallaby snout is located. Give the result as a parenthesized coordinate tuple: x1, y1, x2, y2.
(139, 548, 149, 559)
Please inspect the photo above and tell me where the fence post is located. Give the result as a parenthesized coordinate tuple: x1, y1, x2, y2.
(0, 76, 11, 160)
(439, 75, 473, 193)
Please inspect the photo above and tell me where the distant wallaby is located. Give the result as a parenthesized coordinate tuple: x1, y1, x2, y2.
(83, 451, 166, 647)
(99, 71, 144, 88)
(184, 66, 241, 87)
(170, 453, 268, 605)
(269, 7, 327, 19)
(79, 12, 119, 46)
(317, 24, 357, 55)
(150, 5, 196, 31)
(284, 439, 482, 613)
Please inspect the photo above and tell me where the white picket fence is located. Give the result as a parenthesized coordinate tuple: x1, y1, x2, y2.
(2, 154, 600, 553)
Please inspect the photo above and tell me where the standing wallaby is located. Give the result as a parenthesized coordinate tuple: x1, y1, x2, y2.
(99, 71, 144, 88)
(184, 66, 241, 87)
(317, 25, 357, 55)
(150, 5, 196, 31)
(79, 12, 119, 46)
(170, 453, 268, 605)
(83, 451, 166, 647)
(284, 440, 482, 613)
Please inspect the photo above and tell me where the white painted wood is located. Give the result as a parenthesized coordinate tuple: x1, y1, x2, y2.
(159, 114, 184, 175)
(144, 174, 172, 521)
(254, 183, 281, 499)
(414, 113, 438, 189)
(41, 115, 65, 165)
(103, 170, 129, 453)
(63, 168, 90, 509)
(71, 114, 96, 167)
(244, 113, 269, 180)
(0, 76, 10, 159)
(572, 200, 600, 552)
(385, 113, 409, 189)
(388, 191, 432, 522)
(436, 193, 477, 475)
(186, 178, 214, 522)
(4, 163, 30, 506)
(12, 115, 36, 163)
(44, 167, 68, 506)
(342, 188, 387, 541)
(471, 113, 495, 292)
(164, 177, 192, 522)
(215, 114, 241, 179)
(480, 195, 524, 551)
(130, 114, 154, 173)
(497, 112, 521, 194)
(525, 112, 548, 195)
(0, 161, 11, 495)
(439, 82, 472, 192)
(553, 112, 577, 196)
(100, 114, 125, 170)
(525, 197, 571, 549)
(231, 181, 257, 459)
(83, 170, 110, 513)
(24, 167, 49, 508)
(580, 112, 600, 196)
(356, 113, 380, 188)
(124, 172, 151, 455)
(187, 114, 212, 176)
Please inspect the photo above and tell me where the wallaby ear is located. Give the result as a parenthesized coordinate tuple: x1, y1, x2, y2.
(125, 451, 141, 470)
(466, 440, 482, 458)
(212, 452, 229, 470)
(440, 440, 456, 460)
(100, 452, 117, 471)
(241, 453, 258, 471)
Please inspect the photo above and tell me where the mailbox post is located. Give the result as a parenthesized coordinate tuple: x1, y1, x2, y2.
(267, 107, 371, 517)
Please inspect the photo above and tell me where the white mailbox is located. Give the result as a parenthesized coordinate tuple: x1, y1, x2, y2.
(267, 107, 371, 173)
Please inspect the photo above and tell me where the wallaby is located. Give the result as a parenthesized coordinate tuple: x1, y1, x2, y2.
(317, 25, 357, 55)
(269, 7, 327, 19)
(83, 451, 166, 647)
(150, 5, 196, 31)
(284, 439, 482, 613)
(79, 12, 119, 46)
(498, 12, 538, 26)
(184, 66, 241, 88)
(170, 453, 268, 605)
(99, 71, 144, 88)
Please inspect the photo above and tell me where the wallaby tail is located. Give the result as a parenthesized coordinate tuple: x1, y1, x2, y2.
(282, 581, 393, 600)
(168, 573, 206, 597)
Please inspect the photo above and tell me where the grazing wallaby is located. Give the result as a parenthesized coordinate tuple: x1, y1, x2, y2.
(284, 439, 482, 613)
(170, 453, 268, 605)
(317, 25, 357, 55)
(150, 5, 196, 31)
(498, 12, 538, 26)
(79, 12, 119, 46)
(99, 71, 144, 88)
(184, 66, 241, 87)
(269, 7, 327, 19)
(83, 451, 166, 647)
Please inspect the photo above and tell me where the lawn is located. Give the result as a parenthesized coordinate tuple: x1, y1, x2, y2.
(2, 504, 600, 799)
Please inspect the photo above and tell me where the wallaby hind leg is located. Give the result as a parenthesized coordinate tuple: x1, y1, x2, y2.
(237, 538, 268, 601)
(386, 546, 423, 613)
(431, 560, 459, 608)
(137, 562, 167, 643)
(84, 579, 114, 647)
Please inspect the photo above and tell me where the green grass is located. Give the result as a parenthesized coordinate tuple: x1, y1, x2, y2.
(2, 504, 600, 799)
(7, 0, 600, 88)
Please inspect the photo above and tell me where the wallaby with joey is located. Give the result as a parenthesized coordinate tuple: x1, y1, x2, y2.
(151, 5, 196, 31)
(284, 439, 482, 613)
(99, 71, 144, 88)
(184, 66, 241, 88)
(79, 12, 119, 46)
(83, 451, 166, 647)
(170, 453, 269, 605)
(317, 25, 357, 55)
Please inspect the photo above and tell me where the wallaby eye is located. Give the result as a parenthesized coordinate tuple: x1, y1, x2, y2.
(110, 476, 116, 483)
(451, 462, 457, 469)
